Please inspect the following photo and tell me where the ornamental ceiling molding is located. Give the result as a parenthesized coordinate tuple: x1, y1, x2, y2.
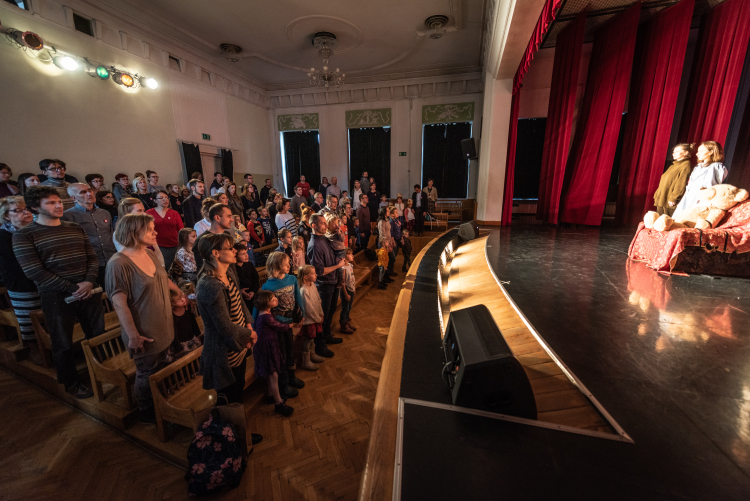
(278, 113, 319, 131)
(346, 108, 392, 128)
(422, 102, 475, 123)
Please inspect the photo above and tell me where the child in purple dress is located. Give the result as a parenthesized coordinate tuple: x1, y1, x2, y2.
(252, 290, 294, 417)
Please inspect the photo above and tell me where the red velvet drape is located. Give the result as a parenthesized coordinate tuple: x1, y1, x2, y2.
(501, 0, 564, 225)
(501, 91, 520, 225)
(559, 3, 641, 226)
(536, 11, 586, 225)
(678, 0, 750, 145)
(615, 0, 694, 226)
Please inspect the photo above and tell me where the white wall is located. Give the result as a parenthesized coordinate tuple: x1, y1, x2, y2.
(268, 93, 484, 198)
(0, 6, 270, 188)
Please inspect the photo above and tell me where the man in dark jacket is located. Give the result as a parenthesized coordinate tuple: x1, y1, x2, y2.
(411, 184, 428, 236)
(182, 179, 205, 228)
(356, 193, 371, 249)
(260, 178, 273, 205)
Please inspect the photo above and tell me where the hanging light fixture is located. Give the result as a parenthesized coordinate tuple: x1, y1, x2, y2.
(308, 32, 345, 89)
(112, 70, 135, 87)
(7, 29, 44, 50)
(53, 55, 78, 71)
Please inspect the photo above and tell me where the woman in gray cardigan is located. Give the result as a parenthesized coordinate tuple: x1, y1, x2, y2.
(195, 232, 257, 405)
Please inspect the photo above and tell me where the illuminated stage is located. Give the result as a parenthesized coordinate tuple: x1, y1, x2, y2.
(385, 226, 750, 500)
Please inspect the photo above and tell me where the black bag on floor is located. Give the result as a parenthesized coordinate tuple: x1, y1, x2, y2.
(186, 409, 246, 496)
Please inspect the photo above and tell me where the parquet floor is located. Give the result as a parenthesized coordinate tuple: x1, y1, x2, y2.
(0, 256, 407, 501)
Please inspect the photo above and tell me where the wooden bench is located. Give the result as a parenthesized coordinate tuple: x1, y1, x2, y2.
(30, 295, 120, 368)
(427, 213, 449, 231)
(0, 287, 22, 343)
(353, 250, 378, 287)
(149, 346, 216, 442)
(81, 328, 136, 408)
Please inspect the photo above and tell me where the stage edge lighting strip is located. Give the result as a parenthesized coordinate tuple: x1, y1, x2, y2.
(483, 240, 633, 443)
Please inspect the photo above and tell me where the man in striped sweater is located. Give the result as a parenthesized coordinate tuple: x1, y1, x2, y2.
(13, 186, 104, 399)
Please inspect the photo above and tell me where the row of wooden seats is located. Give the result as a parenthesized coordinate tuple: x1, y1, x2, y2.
(428, 213, 449, 231)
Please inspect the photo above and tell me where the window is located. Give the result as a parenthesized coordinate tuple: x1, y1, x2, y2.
(422, 122, 472, 198)
(280, 130, 320, 198)
(73, 13, 94, 37)
(3, 0, 29, 11)
(513, 118, 546, 199)
(348, 127, 391, 196)
(168, 55, 181, 71)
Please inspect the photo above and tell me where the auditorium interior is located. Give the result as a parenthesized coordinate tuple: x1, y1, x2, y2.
(1, 0, 750, 499)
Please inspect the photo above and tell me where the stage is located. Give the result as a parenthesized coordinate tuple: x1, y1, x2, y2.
(367, 225, 750, 500)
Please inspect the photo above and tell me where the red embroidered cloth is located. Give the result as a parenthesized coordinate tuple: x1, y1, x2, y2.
(627, 200, 750, 273)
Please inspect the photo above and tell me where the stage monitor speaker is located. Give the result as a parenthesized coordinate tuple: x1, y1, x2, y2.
(461, 138, 477, 160)
(457, 221, 479, 241)
(443, 304, 537, 419)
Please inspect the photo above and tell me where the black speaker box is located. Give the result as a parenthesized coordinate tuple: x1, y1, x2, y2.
(457, 221, 479, 241)
(461, 138, 477, 159)
(443, 305, 537, 419)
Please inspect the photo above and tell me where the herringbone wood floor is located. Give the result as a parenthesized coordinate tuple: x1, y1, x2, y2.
(0, 256, 406, 501)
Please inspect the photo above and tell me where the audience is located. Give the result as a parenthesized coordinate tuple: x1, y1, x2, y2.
(17, 173, 40, 196)
(290, 185, 306, 217)
(114, 198, 164, 268)
(252, 290, 294, 416)
(146, 190, 184, 271)
(234, 242, 260, 312)
(193, 203, 235, 271)
(297, 207, 313, 247)
(320, 194, 343, 219)
(95, 190, 119, 223)
(194, 197, 215, 237)
(145, 170, 165, 193)
(167, 288, 202, 362)
(242, 174, 259, 199)
(195, 232, 256, 406)
(310, 192, 325, 212)
(307, 213, 346, 359)
(107, 213, 179, 422)
(132, 176, 156, 209)
(260, 178, 274, 205)
(62, 183, 117, 287)
(327, 177, 341, 199)
(14, 185, 104, 399)
(318, 177, 330, 197)
(209, 172, 224, 196)
(292, 235, 306, 270)
(226, 182, 244, 222)
(0, 164, 20, 198)
(39, 159, 75, 210)
(242, 183, 261, 215)
(38, 159, 78, 184)
(182, 179, 205, 228)
(295, 175, 311, 199)
(258, 206, 275, 243)
(112, 173, 131, 202)
(0, 196, 42, 362)
(275, 198, 298, 237)
(85, 173, 105, 197)
(175, 227, 198, 282)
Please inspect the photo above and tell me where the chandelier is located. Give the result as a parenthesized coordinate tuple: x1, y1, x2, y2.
(307, 32, 345, 89)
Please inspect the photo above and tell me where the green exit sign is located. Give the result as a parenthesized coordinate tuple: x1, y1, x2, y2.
(399, 152, 407, 156)
(202, 133, 211, 140)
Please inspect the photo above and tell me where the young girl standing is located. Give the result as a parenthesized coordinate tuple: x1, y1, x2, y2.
(175, 228, 198, 283)
(258, 206, 275, 242)
(405, 199, 415, 233)
(339, 248, 357, 333)
(253, 290, 294, 417)
(291, 236, 306, 271)
(297, 265, 326, 371)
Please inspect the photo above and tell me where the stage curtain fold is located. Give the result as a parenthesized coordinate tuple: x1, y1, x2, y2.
(678, 0, 750, 145)
(501, 0, 564, 225)
(536, 11, 586, 225)
(616, 0, 695, 226)
(559, 3, 641, 226)
(501, 91, 520, 225)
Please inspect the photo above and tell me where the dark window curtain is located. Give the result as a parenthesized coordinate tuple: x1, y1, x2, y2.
(221, 149, 233, 180)
(501, 93, 520, 225)
(348, 127, 391, 195)
(513, 118, 547, 199)
(422, 123, 472, 199)
(560, 3, 640, 226)
(615, 0, 694, 226)
(536, 10, 586, 224)
(726, 54, 750, 189)
(181, 142, 202, 182)
(677, 0, 750, 145)
(282, 130, 320, 198)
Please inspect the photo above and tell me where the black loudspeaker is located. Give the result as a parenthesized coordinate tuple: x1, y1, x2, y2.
(461, 138, 477, 159)
(457, 220, 479, 241)
(443, 305, 537, 419)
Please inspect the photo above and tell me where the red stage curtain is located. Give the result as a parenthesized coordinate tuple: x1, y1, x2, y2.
(501, 91, 520, 225)
(559, 3, 641, 226)
(501, 0, 564, 225)
(536, 11, 587, 225)
(678, 0, 750, 145)
(615, 0, 695, 226)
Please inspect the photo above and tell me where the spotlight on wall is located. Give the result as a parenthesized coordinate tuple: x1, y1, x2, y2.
(112, 70, 134, 87)
(144, 77, 158, 89)
(10, 30, 44, 50)
(53, 55, 78, 71)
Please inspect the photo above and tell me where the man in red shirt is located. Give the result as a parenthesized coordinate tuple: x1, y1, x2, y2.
(295, 175, 311, 199)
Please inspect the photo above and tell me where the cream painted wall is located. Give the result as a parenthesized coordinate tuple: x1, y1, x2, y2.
(268, 93, 484, 199)
(0, 7, 270, 189)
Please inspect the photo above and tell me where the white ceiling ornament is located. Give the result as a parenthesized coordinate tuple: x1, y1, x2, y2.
(285, 15, 365, 54)
(307, 32, 346, 89)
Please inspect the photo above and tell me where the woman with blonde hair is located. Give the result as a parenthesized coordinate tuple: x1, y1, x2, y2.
(674, 141, 727, 213)
(653, 144, 693, 216)
(114, 198, 165, 267)
(131, 176, 155, 209)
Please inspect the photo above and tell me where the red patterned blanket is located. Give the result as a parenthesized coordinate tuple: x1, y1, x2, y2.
(627, 200, 750, 273)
